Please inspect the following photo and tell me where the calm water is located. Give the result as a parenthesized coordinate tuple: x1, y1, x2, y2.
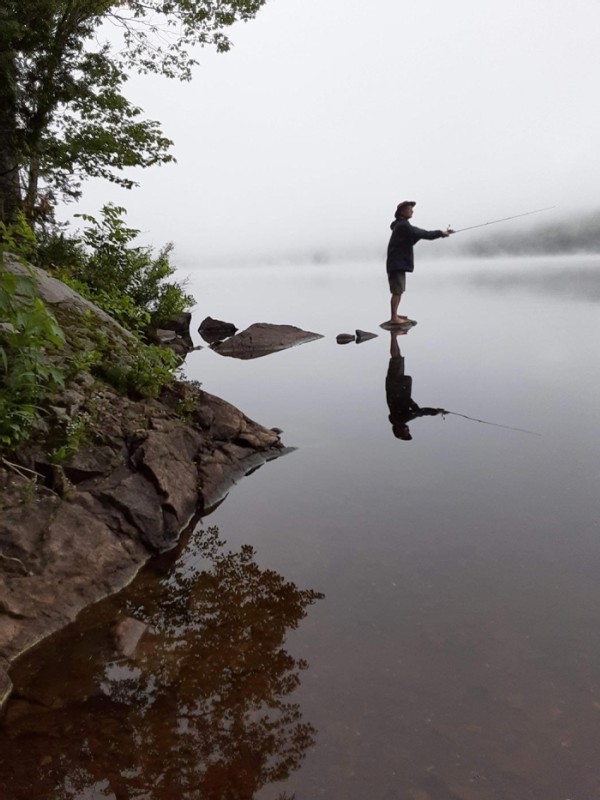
(1, 255, 600, 800)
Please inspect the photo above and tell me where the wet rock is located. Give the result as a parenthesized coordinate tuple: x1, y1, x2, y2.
(336, 333, 355, 344)
(113, 616, 147, 658)
(195, 391, 281, 450)
(0, 485, 149, 667)
(130, 427, 203, 527)
(212, 323, 323, 359)
(163, 311, 193, 337)
(355, 329, 378, 343)
(379, 319, 417, 330)
(198, 316, 238, 344)
(154, 328, 177, 343)
(148, 312, 194, 356)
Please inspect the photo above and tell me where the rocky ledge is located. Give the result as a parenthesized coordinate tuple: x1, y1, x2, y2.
(0, 256, 285, 706)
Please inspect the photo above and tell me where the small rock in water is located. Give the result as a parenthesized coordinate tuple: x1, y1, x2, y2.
(379, 319, 417, 331)
(198, 316, 238, 343)
(355, 329, 378, 343)
(113, 617, 147, 658)
(336, 333, 355, 344)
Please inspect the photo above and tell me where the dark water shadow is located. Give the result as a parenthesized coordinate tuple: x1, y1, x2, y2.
(0, 525, 323, 800)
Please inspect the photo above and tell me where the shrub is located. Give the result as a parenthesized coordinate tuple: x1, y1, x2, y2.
(0, 211, 37, 262)
(75, 204, 193, 327)
(99, 342, 180, 399)
(36, 205, 193, 334)
(0, 268, 66, 451)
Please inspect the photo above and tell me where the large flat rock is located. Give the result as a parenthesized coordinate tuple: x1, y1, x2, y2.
(211, 323, 323, 360)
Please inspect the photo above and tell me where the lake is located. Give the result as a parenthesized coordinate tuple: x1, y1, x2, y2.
(1, 255, 600, 800)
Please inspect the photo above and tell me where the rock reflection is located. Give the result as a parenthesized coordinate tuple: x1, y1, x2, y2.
(386, 331, 445, 440)
(0, 526, 323, 800)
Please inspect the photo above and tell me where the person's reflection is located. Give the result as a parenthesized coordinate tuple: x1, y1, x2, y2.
(386, 331, 445, 440)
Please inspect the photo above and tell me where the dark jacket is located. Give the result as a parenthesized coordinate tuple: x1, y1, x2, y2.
(386, 218, 444, 274)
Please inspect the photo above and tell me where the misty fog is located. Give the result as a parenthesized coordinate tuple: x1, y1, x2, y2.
(67, 0, 600, 269)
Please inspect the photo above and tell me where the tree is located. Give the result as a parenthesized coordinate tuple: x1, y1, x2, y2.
(0, 0, 268, 224)
(0, 527, 324, 799)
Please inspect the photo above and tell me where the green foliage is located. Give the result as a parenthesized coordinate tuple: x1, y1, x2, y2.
(0, 0, 268, 221)
(0, 211, 37, 261)
(94, 290, 152, 333)
(0, 267, 65, 451)
(78, 204, 193, 323)
(49, 411, 89, 464)
(65, 346, 102, 381)
(99, 342, 180, 399)
(46, 204, 193, 332)
(171, 379, 204, 419)
(35, 226, 88, 273)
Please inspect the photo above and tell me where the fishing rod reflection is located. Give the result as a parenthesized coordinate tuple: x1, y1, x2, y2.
(385, 331, 445, 441)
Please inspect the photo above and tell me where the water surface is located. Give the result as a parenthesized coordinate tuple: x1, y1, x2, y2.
(1, 255, 599, 799)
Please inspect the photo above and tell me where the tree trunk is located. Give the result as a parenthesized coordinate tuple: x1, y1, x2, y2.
(0, 44, 21, 224)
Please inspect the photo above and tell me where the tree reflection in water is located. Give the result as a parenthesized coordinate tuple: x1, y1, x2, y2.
(0, 526, 323, 800)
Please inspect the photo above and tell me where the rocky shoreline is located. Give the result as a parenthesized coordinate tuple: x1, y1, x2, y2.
(0, 257, 286, 706)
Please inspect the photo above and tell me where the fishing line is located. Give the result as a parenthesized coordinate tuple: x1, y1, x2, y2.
(442, 411, 542, 437)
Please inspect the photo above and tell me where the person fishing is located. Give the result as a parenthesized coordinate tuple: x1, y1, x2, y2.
(386, 201, 452, 325)
(386, 331, 445, 440)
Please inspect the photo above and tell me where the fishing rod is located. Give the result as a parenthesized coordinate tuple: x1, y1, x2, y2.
(449, 205, 556, 234)
(441, 411, 541, 437)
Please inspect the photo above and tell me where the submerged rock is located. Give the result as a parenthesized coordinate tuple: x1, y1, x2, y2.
(113, 617, 147, 658)
(212, 323, 323, 360)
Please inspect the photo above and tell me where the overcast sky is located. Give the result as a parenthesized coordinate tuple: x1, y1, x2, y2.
(77, 0, 600, 267)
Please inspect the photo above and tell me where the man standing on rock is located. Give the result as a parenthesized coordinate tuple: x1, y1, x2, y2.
(386, 201, 452, 325)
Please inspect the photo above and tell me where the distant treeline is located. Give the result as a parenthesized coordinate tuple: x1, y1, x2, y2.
(463, 210, 600, 256)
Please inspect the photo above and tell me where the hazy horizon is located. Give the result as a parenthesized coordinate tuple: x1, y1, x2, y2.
(64, 0, 600, 268)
